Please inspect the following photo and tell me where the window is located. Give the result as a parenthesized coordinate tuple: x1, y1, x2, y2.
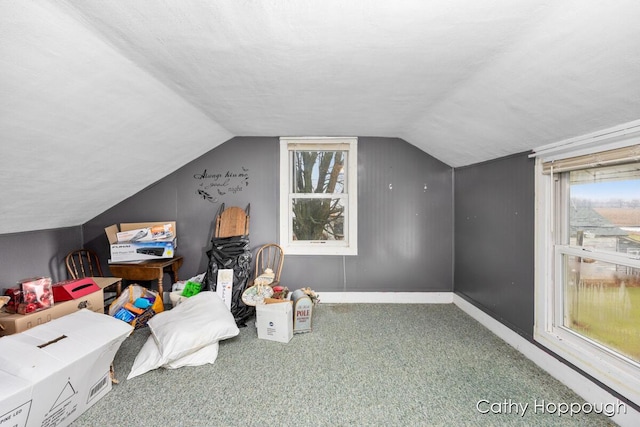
(279, 137, 357, 255)
(534, 128, 640, 406)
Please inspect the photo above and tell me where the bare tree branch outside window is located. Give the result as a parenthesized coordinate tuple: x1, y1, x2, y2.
(292, 150, 345, 241)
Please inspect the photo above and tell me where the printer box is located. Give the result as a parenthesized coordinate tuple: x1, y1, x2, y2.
(105, 221, 177, 262)
(0, 287, 104, 336)
(0, 309, 133, 427)
(256, 301, 293, 343)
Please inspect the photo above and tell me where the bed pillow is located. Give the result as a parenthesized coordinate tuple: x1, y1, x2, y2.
(128, 335, 219, 380)
(147, 291, 238, 364)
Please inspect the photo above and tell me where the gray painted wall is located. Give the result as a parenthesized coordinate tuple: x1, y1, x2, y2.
(454, 152, 535, 338)
(0, 227, 82, 287)
(82, 136, 454, 292)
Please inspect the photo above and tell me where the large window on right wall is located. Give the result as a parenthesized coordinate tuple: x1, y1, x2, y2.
(534, 126, 640, 407)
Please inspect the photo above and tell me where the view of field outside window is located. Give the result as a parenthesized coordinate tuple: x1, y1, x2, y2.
(291, 150, 346, 241)
(566, 163, 640, 363)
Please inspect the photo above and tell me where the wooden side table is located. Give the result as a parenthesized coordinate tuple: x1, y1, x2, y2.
(107, 256, 184, 297)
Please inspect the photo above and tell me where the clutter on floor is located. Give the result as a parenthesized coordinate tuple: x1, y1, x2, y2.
(254, 286, 319, 341)
(127, 291, 239, 379)
(0, 277, 117, 336)
(202, 204, 254, 326)
(169, 272, 206, 306)
(104, 205, 321, 377)
(108, 284, 164, 329)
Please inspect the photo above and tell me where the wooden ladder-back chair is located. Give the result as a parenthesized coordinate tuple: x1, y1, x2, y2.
(253, 243, 284, 288)
(65, 248, 122, 305)
(66, 248, 103, 279)
(215, 203, 250, 238)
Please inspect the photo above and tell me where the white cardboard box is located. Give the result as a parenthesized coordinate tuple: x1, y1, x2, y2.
(0, 370, 32, 427)
(0, 309, 133, 427)
(256, 302, 293, 343)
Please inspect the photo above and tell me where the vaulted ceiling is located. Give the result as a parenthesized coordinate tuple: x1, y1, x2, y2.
(2, 1, 640, 234)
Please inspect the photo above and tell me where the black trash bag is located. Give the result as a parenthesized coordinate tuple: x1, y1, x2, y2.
(203, 235, 254, 326)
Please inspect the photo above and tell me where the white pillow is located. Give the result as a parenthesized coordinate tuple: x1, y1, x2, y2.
(127, 335, 219, 380)
(147, 291, 238, 363)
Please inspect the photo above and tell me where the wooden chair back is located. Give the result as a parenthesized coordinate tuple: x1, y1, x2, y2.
(253, 243, 284, 285)
(65, 249, 103, 279)
(65, 248, 122, 306)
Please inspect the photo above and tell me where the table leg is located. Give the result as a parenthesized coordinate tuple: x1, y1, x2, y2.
(157, 274, 164, 298)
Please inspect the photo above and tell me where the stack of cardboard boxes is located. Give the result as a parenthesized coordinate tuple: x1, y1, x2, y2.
(0, 277, 118, 337)
(255, 289, 315, 343)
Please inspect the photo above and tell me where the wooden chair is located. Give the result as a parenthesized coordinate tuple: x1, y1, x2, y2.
(66, 248, 103, 279)
(252, 243, 284, 288)
(65, 249, 122, 306)
(215, 203, 250, 238)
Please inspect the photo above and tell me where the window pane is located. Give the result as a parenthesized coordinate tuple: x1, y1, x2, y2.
(569, 164, 640, 254)
(293, 150, 345, 194)
(563, 254, 640, 363)
(292, 198, 344, 241)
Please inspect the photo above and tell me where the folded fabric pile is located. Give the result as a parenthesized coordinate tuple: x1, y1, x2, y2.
(128, 291, 239, 379)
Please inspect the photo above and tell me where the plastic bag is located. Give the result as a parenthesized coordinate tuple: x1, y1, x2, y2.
(203, 235, 253, 326)
(108, 284, 164, 328)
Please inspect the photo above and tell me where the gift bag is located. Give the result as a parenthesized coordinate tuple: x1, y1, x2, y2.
(108, 284, 164, 328)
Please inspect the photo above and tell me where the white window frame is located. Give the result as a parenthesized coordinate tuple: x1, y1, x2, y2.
(533, 120, 640, 406)
(279, 137, 358, 256)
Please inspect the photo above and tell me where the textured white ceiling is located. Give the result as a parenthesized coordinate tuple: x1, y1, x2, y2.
(2, 0, 640, 234)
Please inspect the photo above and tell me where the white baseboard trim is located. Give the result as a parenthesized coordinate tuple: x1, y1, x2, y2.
(319, 291, 453, 304)
(453, 294, 639, 427)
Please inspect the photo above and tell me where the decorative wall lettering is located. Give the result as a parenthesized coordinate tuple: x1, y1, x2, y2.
(193, 167, 249, 203)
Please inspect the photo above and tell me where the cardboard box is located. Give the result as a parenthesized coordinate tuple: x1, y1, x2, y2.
(0, 309, 133, 427)
(256, 301, 293, 343)
(0, 370, 32, 427)
(0, 288, 104, 336)
(52, 278, 101, 302)
(105, 221, 177, 262)
(115, 223, 174, 243)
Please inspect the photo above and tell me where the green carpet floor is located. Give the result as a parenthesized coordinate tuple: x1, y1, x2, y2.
(72, 303, 618, 426)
